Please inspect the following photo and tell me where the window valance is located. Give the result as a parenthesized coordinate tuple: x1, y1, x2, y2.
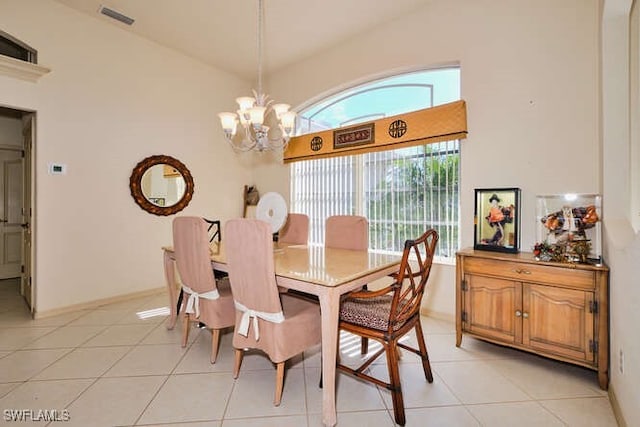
(283, 100, 467, 163)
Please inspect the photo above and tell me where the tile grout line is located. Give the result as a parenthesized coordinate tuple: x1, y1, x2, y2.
(130, 321, 201, 426)
(56, 318, 161, 425)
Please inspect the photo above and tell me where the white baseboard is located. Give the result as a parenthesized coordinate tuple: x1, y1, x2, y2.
(609, 384, 628, 427)
(420, 307, 455, 323)
(33, 287, 166, 319)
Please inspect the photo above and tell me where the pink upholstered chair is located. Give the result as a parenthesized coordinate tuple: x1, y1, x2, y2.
(173, 217, 235, 363)
(325, 215, 368, 250)
(326, 215, 370, 352)
(224, 218, 322, 406)
(278, 213, 309, 245)
(337, 229, 439, 426)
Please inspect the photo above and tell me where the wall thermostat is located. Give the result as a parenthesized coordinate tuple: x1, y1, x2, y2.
(48, 163, 67, 175)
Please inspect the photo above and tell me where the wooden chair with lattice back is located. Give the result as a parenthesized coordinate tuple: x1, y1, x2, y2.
(337, 229, 439, 426)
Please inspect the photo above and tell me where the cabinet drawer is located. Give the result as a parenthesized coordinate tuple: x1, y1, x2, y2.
(464, 257, 594, 289)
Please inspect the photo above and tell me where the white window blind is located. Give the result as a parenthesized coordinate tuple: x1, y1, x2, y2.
(291, 140, 459, 259)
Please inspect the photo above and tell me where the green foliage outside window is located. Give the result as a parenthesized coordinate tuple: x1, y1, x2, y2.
(365, 144, 459, 258)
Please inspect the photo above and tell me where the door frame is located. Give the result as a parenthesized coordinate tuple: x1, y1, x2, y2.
(0, 106, 35, 313)
(21, 113, 34, 314)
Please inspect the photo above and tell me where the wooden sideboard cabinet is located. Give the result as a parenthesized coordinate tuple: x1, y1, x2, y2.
(455, 248, 609, 389)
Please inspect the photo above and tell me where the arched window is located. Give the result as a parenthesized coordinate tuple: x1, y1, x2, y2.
(290, 68, 461, 259)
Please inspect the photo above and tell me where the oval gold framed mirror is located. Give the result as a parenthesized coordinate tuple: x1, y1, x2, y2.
(129, 155, 194, 216)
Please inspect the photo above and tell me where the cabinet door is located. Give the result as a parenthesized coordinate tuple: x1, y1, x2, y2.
(522, 284, 594, 363)
(464, 274, 521, 344)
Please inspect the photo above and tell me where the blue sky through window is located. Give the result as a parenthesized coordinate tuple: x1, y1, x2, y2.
(297, 68, 460, 134)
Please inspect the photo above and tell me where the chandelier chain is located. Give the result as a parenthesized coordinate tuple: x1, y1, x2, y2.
(217, 0, 296, 152)
(257, 0, 263, 97)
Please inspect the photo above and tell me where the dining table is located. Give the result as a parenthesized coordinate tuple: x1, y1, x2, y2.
(162, 241, 402, 427)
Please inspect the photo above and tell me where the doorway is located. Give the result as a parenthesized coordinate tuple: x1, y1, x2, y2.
(0, 106, 34, 313)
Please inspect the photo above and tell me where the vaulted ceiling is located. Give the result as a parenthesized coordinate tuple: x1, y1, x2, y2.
(53, 0, 431, 80)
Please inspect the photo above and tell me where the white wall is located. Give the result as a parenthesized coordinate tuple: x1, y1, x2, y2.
(601, 0, 640, 425)
(257, 0, 602, 319)
(631, 0, 640, 235)
(0, 0, 252, 313)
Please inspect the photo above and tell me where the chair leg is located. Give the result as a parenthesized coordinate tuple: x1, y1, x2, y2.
(414, 321, 433, 382)
(233, 349, 243, 379)
(385, 340, 406, 426)
(181, 313, 190, 348)
(318, 353, 323, 389)
(360, 337, 369, 355)
(357, 285, 370, 355)
(274, 361, 285, 406)
(210, 329, 221, 364)
(176, 289, 184, 318)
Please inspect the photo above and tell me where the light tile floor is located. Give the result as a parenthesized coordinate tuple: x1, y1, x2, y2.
(0, 279, 619, 426)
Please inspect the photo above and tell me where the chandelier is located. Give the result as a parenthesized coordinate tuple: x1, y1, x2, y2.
(218, 0, 296, 152)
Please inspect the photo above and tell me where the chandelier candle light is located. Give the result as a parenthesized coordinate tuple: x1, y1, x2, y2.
(218, 0, 296, 152)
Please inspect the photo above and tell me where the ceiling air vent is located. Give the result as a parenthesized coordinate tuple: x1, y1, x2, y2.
(98, 5, 135, 26)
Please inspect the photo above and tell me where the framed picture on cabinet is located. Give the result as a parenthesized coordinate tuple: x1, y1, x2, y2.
(474, 188, 521, 253)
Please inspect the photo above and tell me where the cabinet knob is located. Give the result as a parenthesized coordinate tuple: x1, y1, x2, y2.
(523, 312, 529, 319)
(514, 269, 532, 275)
(515, 310, 522, 317)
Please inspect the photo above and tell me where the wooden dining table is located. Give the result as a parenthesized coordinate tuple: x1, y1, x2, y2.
(162, 241, 401, 427)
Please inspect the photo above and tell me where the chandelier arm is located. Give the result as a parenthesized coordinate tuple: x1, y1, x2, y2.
(243, 126, 259, 148)
(223, 134, 257, 152)
(230, 125, 259, 152)
(225, 138, 256, 152)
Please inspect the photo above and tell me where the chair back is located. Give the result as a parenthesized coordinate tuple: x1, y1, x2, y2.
(173, 216, 217, 294)
(278, 213, 309, 245)
(224, 218, 283, 314)
(325, 215, 368, 250)
(389, 229, 438, 330)
(203, 218, 222, 243)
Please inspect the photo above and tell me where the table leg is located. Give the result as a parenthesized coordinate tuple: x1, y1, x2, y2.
(163, 250, 179, 330)
(318, 290, 340, 427)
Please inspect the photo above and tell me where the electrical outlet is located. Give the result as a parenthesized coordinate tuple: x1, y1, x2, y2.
(619, 348, 624, 375)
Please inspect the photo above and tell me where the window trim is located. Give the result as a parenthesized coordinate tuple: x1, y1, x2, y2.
(0, 31, 50, 82)
(0, 30, 37, 63)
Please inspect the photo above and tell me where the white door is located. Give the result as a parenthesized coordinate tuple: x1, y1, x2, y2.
(0, 149, 23, 279)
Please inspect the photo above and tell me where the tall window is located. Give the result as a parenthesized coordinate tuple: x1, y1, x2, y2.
(291, 68, 460, 260)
